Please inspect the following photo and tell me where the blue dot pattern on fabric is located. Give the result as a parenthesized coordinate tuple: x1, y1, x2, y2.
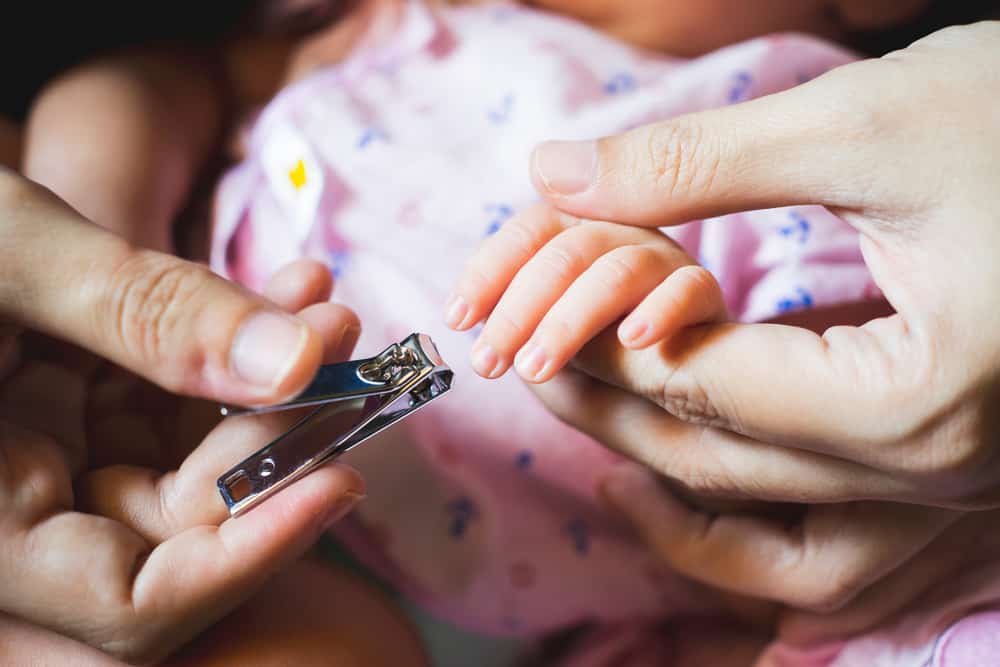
(492, 5, 516, 21)
(779, 210, 811, 244)
(484, 203, 514, 236)
(604, 72, 637, 95)
(728, 71, 752, 103)
(329, 248, 351, 279)
(565, 518, 590, 556)
(515, 451, 534, 470)
(446, 497, 480, 538)
(487, 94, 515, 124)
(777, 287, 814, 313)
(358, 127, 388, 149)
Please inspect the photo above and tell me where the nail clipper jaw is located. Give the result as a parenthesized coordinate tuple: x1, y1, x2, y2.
(216, 333, 452, 517)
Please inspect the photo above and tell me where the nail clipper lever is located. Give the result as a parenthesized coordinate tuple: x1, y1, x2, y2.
(216, 333, 452, 517)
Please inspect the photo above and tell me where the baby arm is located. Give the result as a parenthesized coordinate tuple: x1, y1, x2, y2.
(446, 203, 726, 382)
(22, 47, 224, 251)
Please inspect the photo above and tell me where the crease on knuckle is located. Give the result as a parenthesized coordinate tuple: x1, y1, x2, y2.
(659, 366, 727, 429)
(643, 434, 730, 499)
(677, 265, 718, 299)
(784, 526, 863, 612)
(502, 219, 540, 255)
(538, 242, 589, 283)
(647, 120, 720, 201)
(595, 247, 644, 294)
(104, 252, 209, 383)
(487, 307, 529, 344)
(459, 259, 497, 298)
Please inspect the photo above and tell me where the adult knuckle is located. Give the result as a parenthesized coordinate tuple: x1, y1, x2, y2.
(104, 252, 210, 379)
(645, 119, 720, 200)
(659, 368, 727, 429)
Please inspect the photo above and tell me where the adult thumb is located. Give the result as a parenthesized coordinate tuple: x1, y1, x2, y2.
(529, 61, 880, 227)
(0, 171, 323, 406)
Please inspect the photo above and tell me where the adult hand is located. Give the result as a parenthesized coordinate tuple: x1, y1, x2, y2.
(525, 21, 1000, 612)
(0, 169, 336, 408)
(529, 20, 1000, 518)
(0, 171, 365, 663)
(595, 461, 1000, 646)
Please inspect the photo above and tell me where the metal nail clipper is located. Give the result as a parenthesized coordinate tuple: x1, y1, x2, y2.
(216, 333, 453, 517)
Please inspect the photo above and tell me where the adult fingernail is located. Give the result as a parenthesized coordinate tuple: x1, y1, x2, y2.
(334, 324, 361, 361)
(514, 342, 550, 382)
(618, 318, 649, 346)
(231, 311, 309, 389)
(324, 489, 367, 528)
(444, 294, 470, 329)
(471, 342, 502, 378)
(532, 140, 597, 196)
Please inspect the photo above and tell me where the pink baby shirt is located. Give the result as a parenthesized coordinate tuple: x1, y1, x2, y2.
(210, 2, 1000, 664)
(211, 0, 869, 638)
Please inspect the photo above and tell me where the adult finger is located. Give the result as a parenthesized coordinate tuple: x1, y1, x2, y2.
(5, 463, 364, 664)
(570, 318, 949, 478)
(600, 463, 960, 612)
(0, 172, 324, 406)
(260, 260, 360, 363)
(532, 367, 915, 503)
(261, 259, 335, 314)
(775, 511, 987, 645)
(529, 58, 893, 228)
(77, 302, 361, 542)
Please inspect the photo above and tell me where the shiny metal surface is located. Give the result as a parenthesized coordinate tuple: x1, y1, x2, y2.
(217, 333, 453, 516)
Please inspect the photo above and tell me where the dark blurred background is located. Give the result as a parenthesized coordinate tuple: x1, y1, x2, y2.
(0, 0, 996, 120)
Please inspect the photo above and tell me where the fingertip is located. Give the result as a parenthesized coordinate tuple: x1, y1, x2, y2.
(617, 317, 651, 349)
(513, 341, 555, 384)
(530, 140, 597, 199)
(263, 260, 335, 312)
(311, 463, 368, 528)
(296, 302, 361, 363)
(470, 340, 505, 379)
(247, 315, 323, 403)
(443, 293, 473, 330)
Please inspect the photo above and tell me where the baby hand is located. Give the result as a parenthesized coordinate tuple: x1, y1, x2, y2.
(445, 204, 726, 383)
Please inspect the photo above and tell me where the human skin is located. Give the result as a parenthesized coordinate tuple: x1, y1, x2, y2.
(509, 22, 1000, 634)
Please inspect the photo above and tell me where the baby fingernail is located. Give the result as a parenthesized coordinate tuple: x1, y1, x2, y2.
(472, 342, 503, 378)
(515, 342, 550, 382)
(619, 318, 649, 346)
(532, 140, 597, 196)
(231, 311, 309, 389)
(445, 294, 470, 329)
